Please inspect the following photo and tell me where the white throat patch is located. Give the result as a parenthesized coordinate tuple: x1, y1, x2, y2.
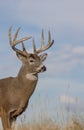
(26, 73, 38, 80)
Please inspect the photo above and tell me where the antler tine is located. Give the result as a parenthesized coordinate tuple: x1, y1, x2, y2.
(32, 38, 37, 54)
(48, 31, 54, 47)
(8, 27, 22, 54)
(12, 27, 32, 47)
(15, 36, 32, 45)
(41, 29, 44, 48)
(8, 27, 32, 55)
(21, 41, 26, 51)
(8, 26, 13, 47)
(36, 30, 54, 54)
(21, 41, 29, 56)
(13, 27, 21, 43)
(48, 31, 51, 42)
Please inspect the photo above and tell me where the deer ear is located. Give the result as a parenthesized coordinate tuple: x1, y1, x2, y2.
(16, 52, 27, 62)
(39, 53, 48, 62)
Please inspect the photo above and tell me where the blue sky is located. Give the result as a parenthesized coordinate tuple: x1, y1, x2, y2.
(0, 0, 84, 124)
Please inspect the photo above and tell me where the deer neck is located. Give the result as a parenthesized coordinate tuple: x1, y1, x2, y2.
(17, 64, 38, 83)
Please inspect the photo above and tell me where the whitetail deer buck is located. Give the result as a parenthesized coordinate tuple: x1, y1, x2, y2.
(0, 27, 54, 130)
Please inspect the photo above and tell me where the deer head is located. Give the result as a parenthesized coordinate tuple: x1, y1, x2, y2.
(8, 27, 54, 80)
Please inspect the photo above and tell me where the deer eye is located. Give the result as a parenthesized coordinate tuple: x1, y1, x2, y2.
(29, 59, 34, 63)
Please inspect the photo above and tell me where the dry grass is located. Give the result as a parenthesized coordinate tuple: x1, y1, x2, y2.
(15, 96, 84, 130)
(16, 117, 84, 130)
(0, 95, 84, 130)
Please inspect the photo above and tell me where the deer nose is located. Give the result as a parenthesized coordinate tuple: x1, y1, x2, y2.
(41, 66, 46, 72)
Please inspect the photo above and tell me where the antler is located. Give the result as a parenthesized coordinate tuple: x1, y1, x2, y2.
(8, 27, 32, 56)
(33, 30, 54, 54)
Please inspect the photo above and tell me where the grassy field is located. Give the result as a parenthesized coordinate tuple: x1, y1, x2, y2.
(0, 95, 84, 130)
(15, 96, 84, 130)
(16, 115, 84, 130)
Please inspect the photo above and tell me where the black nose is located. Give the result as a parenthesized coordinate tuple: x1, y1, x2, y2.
(41, 66, 46, 71)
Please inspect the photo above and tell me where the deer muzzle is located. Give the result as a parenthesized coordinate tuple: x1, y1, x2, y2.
(36, 64, 47, 73)
(41, 66, 46, 72)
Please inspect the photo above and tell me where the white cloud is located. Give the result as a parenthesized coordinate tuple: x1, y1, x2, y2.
(73, 46, 84, 55)
(59, 95, 78, 104)
(46, 44, 84, 75)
